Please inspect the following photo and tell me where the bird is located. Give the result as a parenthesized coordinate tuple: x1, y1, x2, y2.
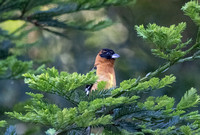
(85, 48, 120, 95)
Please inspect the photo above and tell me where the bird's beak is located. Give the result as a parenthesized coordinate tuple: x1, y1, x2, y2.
(111, 53, 120, 59)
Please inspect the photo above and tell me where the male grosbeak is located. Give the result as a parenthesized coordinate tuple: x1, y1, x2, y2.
(85, 48, 120, 95)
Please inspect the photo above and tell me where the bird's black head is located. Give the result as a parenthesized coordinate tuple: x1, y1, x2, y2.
(99, 48, 120, 59)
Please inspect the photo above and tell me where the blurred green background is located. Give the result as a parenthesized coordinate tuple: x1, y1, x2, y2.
(0, 0, 199, 134)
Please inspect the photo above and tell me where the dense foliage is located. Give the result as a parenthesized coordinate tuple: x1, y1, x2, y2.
(1, 0, 200, 135)
(0, 0, 135, 134)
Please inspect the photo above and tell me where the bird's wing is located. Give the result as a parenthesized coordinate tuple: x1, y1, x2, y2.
(85, 66, 97, 96)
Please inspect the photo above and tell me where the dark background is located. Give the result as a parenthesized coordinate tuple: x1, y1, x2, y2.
(0, 0, 199, 133)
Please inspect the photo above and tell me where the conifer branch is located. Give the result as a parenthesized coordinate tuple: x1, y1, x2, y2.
(113, 25, 200, 98)
(113, 50, 200, 98)
(177, 51, 200, 63)
(3, 1, 200, 134)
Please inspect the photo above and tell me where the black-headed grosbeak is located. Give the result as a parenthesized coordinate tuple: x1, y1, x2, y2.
(85, 48, 120, 95)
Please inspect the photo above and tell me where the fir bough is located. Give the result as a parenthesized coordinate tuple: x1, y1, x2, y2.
(5, 1, 200, 134)
(182, 1, 200, 26)
(177, 88, 200, 110)
(0, 56, 44, 79)
(135, 22, 191, 61)
(0, 0, 135, 34)
(6, 90, 139, 131)
(5, 67, 200, 134)
(111, 75, 176, 96)
(23, 67, 97, 104)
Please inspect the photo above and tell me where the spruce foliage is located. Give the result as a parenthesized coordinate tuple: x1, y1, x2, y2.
(0, 0, 135, 133)
(0, 56, 44, 79)
(3, 0, 200, 134)
(135, 22, 189, 61)
(182, 1, 200, 26)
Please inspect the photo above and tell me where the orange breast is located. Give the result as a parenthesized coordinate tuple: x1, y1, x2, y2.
(91, 64, 116, 90)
